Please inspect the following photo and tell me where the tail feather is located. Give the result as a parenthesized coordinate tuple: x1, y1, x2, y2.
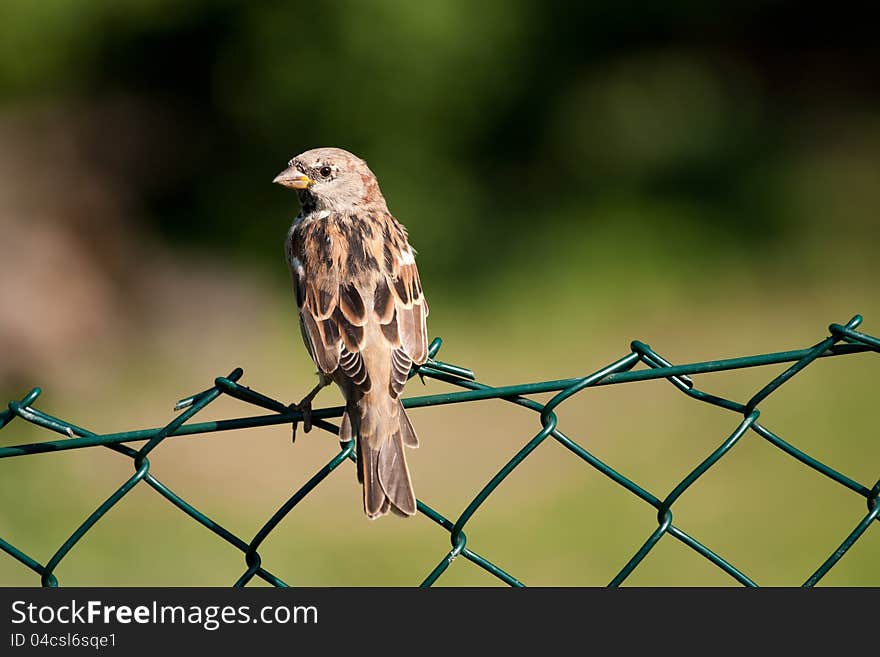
(360, 440, 386, 518)
(398, 401, 418, 448)
(377, 430, 416, 516)
(339, 410, 354, 445)
(357, 399, 418, 518)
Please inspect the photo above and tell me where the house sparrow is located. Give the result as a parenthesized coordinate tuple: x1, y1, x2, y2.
(273, 147, 429, 519)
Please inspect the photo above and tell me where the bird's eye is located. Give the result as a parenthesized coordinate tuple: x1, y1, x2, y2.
(319, 166, 332, 178)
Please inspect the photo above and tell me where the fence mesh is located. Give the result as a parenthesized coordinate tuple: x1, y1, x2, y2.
(1, 314, 878, 587)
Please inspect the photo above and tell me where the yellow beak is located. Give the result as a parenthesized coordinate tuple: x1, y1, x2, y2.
(273, 166, 314, 189)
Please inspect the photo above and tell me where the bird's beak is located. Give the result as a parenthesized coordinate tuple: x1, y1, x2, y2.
(273, 166, 314, 189)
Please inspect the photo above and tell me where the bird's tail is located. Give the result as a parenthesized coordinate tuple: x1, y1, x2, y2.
(341, 396, 418, 519)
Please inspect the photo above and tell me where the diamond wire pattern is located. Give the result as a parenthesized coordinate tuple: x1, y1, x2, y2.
(0, 315, 877, 586)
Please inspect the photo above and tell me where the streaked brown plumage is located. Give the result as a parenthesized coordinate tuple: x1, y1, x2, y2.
(273, 147, 429, 519)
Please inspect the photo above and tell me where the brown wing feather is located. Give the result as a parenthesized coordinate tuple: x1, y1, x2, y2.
(372, 278, 395, 324)
(389, 347, 411, 397)
(339, 346, 371, 391)
(387, 260, 429, 364)
(298, 301, 341, 373)
(339, 282, 368, 326)
(290, 223, 343, 375)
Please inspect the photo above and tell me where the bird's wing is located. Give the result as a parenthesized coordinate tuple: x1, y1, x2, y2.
(290, 222, 376, 390)
(290, 213, 428, 390)
(292, 262, 343, 374)
(376, 237, 430, 367)
(288, 220, 344, 375)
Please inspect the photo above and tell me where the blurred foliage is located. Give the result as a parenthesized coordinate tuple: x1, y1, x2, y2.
(1, 0, 877, 296)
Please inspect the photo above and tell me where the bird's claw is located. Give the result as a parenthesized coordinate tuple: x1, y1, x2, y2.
(287, 399, 314, 443)
(287, 403, 298, 443)
(301, 400, 313, 433)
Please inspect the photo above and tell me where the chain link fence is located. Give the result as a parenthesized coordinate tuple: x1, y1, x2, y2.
(1, 314, 878, 587)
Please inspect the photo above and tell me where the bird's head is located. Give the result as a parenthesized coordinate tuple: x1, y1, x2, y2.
(273, 147, 387, 213)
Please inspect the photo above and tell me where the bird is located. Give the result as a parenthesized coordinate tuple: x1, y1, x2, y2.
(273, 147, 429, 519)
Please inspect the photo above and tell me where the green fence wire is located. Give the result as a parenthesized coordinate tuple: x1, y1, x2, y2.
(1, 314, 878, 587)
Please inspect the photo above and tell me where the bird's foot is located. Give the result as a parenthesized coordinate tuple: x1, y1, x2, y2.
(287, 399, 313, 443)
(287, 376, 328, 443)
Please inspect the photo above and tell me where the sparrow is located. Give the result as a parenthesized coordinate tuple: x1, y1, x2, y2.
(273, 147, 429, 519)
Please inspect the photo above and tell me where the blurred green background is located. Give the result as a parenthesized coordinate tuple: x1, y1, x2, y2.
(0, 1, 877, 586)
